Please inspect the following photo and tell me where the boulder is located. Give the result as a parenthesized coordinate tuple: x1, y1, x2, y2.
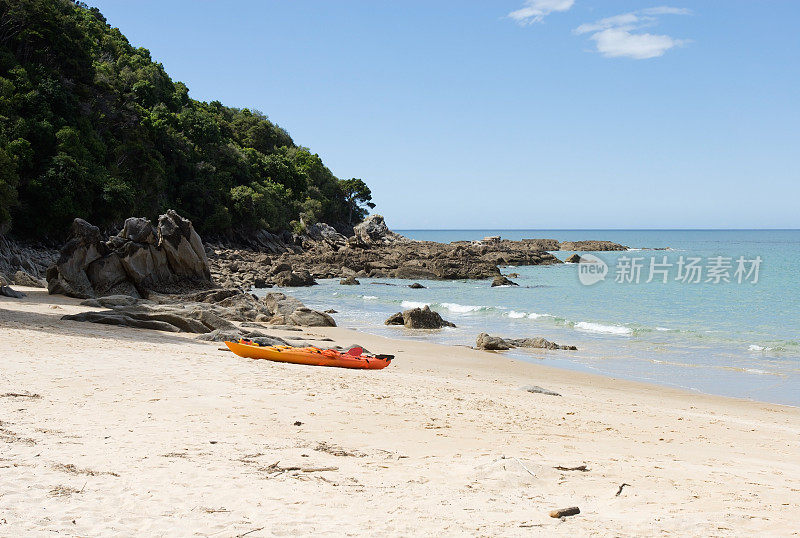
(13, 270, 45, 288)
(384, 305, 455, 329)
(476, 332, 512, 350)
(339, 276, 360, 285)
(491, 275, 518, 287)
(47, 218, 106, 298)
(288, 307, 336, 327)
(349, 215, 409, 246)
(408, 282, 426, 289)
(79, 295, 141, 308)
(273, 270, 316, 287)
(47, 211, 212, 299)
(1, 285, 26, 298)
(475, 333, 577, 351)
(565, 254, 582, 263)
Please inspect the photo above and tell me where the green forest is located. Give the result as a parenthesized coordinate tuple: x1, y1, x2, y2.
(0, 0, 374, 238)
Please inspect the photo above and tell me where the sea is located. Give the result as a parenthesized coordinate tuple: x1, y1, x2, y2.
(258, 230, 800, 407)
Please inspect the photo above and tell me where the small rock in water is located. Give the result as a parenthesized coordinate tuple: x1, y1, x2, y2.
(549, 506, 580, 518)
(491, 275, 518, 287)
(408, 282, 426, 289)
(339, 276, 360, 285)
(565, 254, 582, 263)
(521, 385, 561, 397)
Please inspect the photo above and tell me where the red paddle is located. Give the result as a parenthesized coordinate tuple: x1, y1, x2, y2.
(346, 346, 364, 356)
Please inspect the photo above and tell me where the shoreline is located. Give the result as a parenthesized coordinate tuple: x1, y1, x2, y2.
(2, 287, 799, 535)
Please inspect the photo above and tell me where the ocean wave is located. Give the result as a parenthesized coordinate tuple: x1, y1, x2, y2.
(401, 300, 429, 309)
(507, 310, 527, 318)
(440, 302, 489, 313)
(362, 295, 378, 300)
(574, 321, 633, 336)
(400, 300, 491, 314)
(748, 344, 776, 352)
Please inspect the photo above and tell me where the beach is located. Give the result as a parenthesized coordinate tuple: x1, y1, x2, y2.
(2, 287, 799, 536)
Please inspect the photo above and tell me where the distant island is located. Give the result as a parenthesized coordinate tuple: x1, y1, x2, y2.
(0, 0, 374, 239)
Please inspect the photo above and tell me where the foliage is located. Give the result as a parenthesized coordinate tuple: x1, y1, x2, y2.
(0, 0, 373, 237)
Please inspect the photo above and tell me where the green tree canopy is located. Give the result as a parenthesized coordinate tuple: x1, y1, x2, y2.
(0, 0, 373, 237)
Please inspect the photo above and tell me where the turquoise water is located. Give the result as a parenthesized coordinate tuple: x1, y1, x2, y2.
(261, 230, 800, 406)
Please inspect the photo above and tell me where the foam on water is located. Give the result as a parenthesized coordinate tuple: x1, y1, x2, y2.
(574, 321, 634, 336)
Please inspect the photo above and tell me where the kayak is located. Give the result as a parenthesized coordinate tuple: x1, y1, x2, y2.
(224, 341, 393, 370)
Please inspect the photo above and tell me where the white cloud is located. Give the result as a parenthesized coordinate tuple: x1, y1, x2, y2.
(508, 0, 575, 25)
(575, 6, 691, 59)
(590, 28, 687, 59)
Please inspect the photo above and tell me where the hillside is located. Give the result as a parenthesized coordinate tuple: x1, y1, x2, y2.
(0, 0, 373, 238)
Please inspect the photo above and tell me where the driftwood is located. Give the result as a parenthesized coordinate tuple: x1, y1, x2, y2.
(549, 506, 580, 518)
(554, 465, 589, 472)
(260, 461, 338, 475)
(616, 483, 631, 496)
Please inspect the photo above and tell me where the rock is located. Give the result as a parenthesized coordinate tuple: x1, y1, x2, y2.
(13, 270, 45, 288)
(1, 285, 26, 298)
(476, 333, 577, 351)
(47, 211, 212, 299)
(549, 507, 580, 518)
(62, 311, 182, 332)
(339, 276, 360, 285)
(253, 277, 270, 288)
(349, 215, 409, 246)
(262, 292, 336, 327)
(560, 240, 626, 251)
(491, 275, 518, 287)
(196, 329, 245, 342)
(565, 253, 582, 263)
(324, 309, 338, 314)
(304, 222, 347, 249)
(384, 312, 404, 325)
(522, 385, 561, 397)
(273, 270, 316, 287)
(512, 337, 577, 351)
(79, 295, 141, 308)
(476, 332, 512, 350)
(288, 307, 336, 327)
(384, 305, 455, 329)
(156, 210, 211, 280)
(47, 218, 106, 298)
(408, 282, 425, 289)
(506, 273, 520, 278)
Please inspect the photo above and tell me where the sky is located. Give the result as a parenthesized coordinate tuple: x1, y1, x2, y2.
(88, 0, 800, 229)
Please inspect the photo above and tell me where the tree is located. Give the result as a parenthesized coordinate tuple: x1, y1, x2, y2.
(339, 178, 375, 225)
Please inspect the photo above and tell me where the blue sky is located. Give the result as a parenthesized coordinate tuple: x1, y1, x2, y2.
(89, 1, 799, 229)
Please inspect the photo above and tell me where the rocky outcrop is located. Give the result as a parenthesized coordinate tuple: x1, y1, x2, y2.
(13, 270, 45, 287)
(491, 275, 518, 287)
(408, 282, 425, 289)
(339, 276, 360, 285)
(476, 333, 577, 351)
(62, 289, 336, 333)
(273, 269, 316, 287)
(565, 254, 582, 263)
(47, 211, 212, 299)
(0, 236, 57, 286)
(559, 240, 626, 251)
(385, 305, 455, 329)
(348, 215, 409, 247)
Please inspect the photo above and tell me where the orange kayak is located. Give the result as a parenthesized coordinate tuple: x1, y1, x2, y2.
(224, 341, 393, 370)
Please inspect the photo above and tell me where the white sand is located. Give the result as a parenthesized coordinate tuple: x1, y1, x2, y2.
(1, 288, 799, 536)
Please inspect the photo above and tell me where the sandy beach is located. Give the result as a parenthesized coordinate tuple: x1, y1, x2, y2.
(1, 287, 799, 536)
